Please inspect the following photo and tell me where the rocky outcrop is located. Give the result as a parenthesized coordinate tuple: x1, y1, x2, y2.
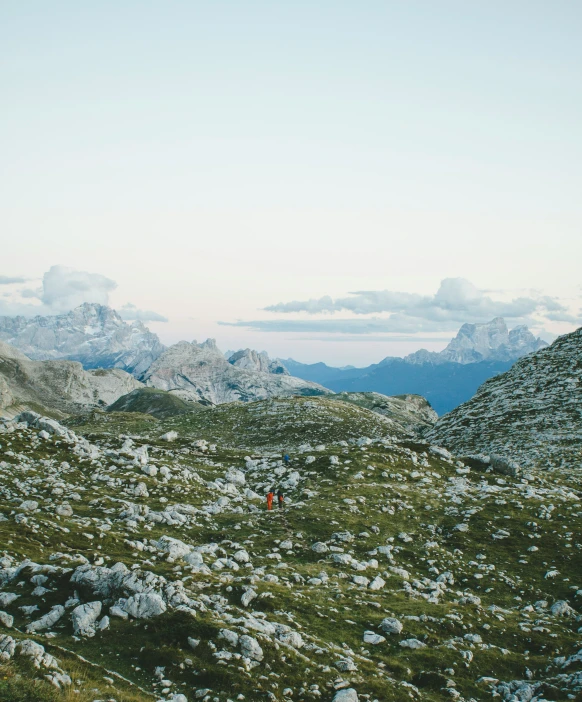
(0, 303, 165, 376)
(425, 327, 582, 469)
(406, 317, 547, 365)
(0, 340, 143, 418)
(333, 392, 437, 433)
(143, 339, 330, 404)
(228, 349, 289, 375)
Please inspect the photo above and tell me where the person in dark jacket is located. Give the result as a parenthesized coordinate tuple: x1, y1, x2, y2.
(277, 489, 284, 510)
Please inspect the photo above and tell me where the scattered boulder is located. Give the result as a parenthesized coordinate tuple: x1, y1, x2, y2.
(124, 593, 167, 619)
(71, 601, 102, 637)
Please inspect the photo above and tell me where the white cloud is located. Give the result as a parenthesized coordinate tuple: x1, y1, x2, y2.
(0, 275, 28, 285)
(41, 265, 117, 311)
(221, 316, 465, 335)
(117, 303, 168, 323)
(223, 277, 580, 335)
(263, 277, 570, 324)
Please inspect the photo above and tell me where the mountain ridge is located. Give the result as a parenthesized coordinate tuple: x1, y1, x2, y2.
(143, 338, 330, 404)
(0, 303, 165, 376)
(0, 339, 143, 418)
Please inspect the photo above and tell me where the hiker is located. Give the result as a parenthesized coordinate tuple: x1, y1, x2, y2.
(277, 489, 284, 510)
(266, 489, 274, 511)
(283, 454, 290, 465)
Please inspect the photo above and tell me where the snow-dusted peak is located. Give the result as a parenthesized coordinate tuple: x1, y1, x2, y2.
(0, 304, 165, 376)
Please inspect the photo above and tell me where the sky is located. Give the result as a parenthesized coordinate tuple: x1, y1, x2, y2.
(1, 1, 581, 365)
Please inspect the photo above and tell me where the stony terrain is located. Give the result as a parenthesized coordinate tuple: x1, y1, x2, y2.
(333, 393, 437, 433)
(426, 327, 582, 470)
(0, 396, 581, 702)
(0, 340, 143, 419)
(0, 304, 165, 377)
(143, 340, 330, 405)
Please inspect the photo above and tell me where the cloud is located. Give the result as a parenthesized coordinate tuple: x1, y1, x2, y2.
(117, 303, 168, 323)
(20, 288, 42, 299)
(264, 278, 566, 323)
(221, 277, 580, 336)
(220, 315, 465, 335)
(0, 275, 28, 285)
(41, 265, 117, 311)
(0, 265, 118, 317)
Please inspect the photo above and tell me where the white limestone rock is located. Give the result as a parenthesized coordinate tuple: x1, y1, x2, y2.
(124, 592, 167, 619)
(26, 605, 65, 633)
(239, 634, 263, 661)
(72, 601, 102, 637)
(333, 689, 359, 702)
(380, 617, 403, 634)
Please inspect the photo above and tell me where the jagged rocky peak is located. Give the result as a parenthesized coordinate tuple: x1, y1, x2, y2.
(405, 317, 547, 365)
(440, 317, 547, 363)
(0, 303, 165, 377)
(425, 326, 582, 469)
(143, 339, 329, 405)
(228, 348, 289, 375)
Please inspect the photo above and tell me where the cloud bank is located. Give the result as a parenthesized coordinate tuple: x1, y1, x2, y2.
(117, 303, 168, 323)
(224, 278, 581, 335)
(0, 275, 28, 285)
(265, 278, 569, 322)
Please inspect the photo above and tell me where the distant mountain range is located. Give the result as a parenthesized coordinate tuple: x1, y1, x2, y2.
(283, 318, 547, 415)
(0, 307, 549, 414)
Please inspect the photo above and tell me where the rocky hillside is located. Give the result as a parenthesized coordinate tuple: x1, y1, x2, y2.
(0, 303, 165, 376)
(143, 339, 330, 404)
(333, 392, 437, 433)
(0, 340, 143, 419)
(1, 399, 581, 702)
(107, 387, 201, 420)
(425, 327, 582, 470)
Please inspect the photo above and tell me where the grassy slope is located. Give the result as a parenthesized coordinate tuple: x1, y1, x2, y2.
(0, 397, 580, 701)
(107, 387, 200, 419)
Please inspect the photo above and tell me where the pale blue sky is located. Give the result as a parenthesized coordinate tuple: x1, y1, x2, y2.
(2, 1, 581, 363)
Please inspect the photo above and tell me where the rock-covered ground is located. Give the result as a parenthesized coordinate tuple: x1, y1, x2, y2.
(426, 327, 582, 470)
(0, 397, 581, 702)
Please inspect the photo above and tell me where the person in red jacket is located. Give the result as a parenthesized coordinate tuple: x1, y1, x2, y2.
(266, 490, 274, 510)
